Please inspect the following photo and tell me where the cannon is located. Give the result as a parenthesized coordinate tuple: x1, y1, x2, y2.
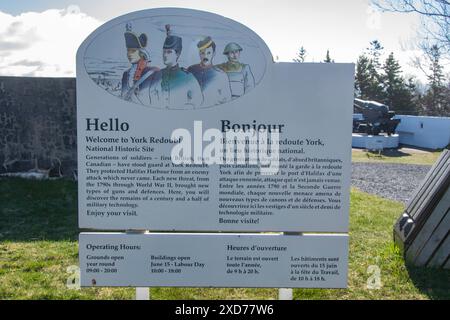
(353, 98, 401, 136)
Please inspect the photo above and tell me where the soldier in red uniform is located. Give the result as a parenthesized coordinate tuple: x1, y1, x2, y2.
(121, 23, 159, 104)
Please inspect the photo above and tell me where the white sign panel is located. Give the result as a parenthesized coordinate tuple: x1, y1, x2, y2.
(79, 233, 349, 288)
(76, 8, 354, 232)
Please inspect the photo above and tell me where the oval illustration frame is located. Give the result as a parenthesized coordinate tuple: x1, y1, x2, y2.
(79, 8, 274, 110)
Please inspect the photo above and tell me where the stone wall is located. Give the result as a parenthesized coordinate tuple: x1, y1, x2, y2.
(0, 76, 77, 178)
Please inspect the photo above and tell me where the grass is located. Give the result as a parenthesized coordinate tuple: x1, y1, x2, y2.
(0, 178, 449, 300)
(352, 149, 442, 166)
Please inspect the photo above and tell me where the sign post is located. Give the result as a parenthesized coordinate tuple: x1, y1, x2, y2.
(136, 287, 150, 300)
(76, 8, 354, 296)
(126, 229, 149, 299)
(279, 289, 293, 300)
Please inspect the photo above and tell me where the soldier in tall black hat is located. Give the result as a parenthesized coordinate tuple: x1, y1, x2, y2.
(146, 25, 203, 109)
(188, 36, 231, 107)
(121, 22, 159, 104)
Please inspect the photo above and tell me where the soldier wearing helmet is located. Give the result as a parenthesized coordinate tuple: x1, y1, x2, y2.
(217, 42, 255, 99)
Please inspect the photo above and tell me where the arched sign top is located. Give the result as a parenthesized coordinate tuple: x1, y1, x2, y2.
(78, 8, 273, 110)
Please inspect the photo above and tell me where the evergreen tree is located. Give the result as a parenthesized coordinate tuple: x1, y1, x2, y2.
(367, 40, 384, 69)
(324, 50, 334, 63)
(422, 45, 449, 116)
(382, 52, 403, 105)
(443, 86, 450, 117)
(382, 52, 416, 114)
(355, 54, 373, 99)
(406, 77, 422, 115)
(293, 46, 307, 63)
(428, 45, 444, 91)
(365, 40, 385, 100)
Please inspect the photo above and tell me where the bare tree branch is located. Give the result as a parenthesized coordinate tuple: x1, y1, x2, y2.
(372, 0, 450, 56)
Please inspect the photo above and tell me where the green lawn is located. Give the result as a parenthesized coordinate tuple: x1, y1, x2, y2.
(352, 149, 442, 166)
(0, 178, 448, 300)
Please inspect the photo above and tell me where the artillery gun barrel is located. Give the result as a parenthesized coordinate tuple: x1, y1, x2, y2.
(353, 98, 366, 110)
(353, 98, 389, 113)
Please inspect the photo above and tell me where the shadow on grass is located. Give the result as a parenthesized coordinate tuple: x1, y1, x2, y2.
(0, 178, 78, 242)
(406, 264, 450, 300)
(366, 149, 412, 158)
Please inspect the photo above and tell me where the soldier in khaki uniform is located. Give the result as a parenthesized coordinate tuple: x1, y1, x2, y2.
(217, 42, 255, 99)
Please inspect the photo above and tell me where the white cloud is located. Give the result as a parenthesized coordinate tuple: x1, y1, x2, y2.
(0, 6, 102, 77)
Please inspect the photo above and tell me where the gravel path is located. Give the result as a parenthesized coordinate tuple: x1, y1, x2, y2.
(351, 162, 432, 204)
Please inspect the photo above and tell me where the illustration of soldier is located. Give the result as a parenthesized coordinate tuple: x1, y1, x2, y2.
(121, 23, 159, 104)
(146, 25, 203, 109)
(188, 36, 231, 107)
(218, 43, 255, 99)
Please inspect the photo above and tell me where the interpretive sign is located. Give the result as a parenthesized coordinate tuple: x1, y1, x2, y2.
(77, 8, 354, 289)
(79, 233, 348, 287)
(76, 8, 354, 232)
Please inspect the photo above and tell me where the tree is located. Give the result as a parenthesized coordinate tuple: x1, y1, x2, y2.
(372, 0, 450, 57)
(293, 46, 307, 63)
(382, 52, 417, 114)
(406, 77, 423, 114)
(365, 40, 385, 100)
(382, 52, 403, 104)
(355, 48, 419, 114)
(367, 40, 384, 69)
(421, 45, 450, 115)
(355, 54, 373, 99)
(428, 45, 445, 89)
(324, 50, 334, 63)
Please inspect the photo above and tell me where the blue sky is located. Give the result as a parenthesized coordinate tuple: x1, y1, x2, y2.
(0, 0, 442, 81)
